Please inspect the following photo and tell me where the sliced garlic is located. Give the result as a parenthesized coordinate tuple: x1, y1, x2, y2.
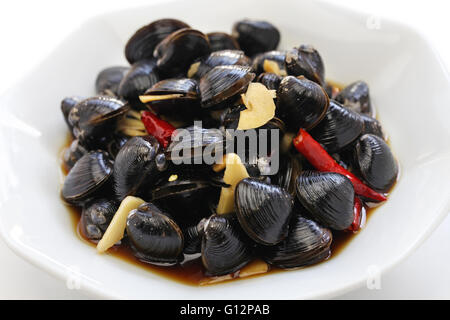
(237, 82, 276, 130)
(187, 61, 201, 78)
(139, 93, 184, 103)
(216, 153, 249, 214)
(97, 196, 145, 253)
(263, 59, 287, 76)
(238, 260, 269, 278)
(199, 273, 234, 286)
(199, 260, 269, 285)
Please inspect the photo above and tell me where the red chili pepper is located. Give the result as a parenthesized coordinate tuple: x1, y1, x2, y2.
(141, 111, 175, 148)
(293, 129, 387, 202)
(347, 197, 364, 232)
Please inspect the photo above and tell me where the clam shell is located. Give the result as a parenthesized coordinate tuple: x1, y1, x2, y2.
(235, 178, 294, 245)
(118, 59, 159, 102)
(126, 202, 184, 266)
(276, 75, 329, 131)
(262, 213, 332, 269)
(295, 171, 354, 230)
(95, 66, 129, 96)
(61, 96, 83, 132)
(154, 28, 210, 75)
(309, 99, 364, 153)
(232, 20, 280, 56)
(201, 213, 252, 276)
(63, 139, 87, 170)
(189, 50, 251, 79)
(62, 150, 113, 204)
(80, 198, 118, 240)
(285, 45, 325, 85)
(68, 96, 129, 148)
(199, 65, 255, 109)
(354, 134, 398, 192)
(125, 19, 190, 64)
(335, 81, 373, 117)
(113, 136, 161, 201)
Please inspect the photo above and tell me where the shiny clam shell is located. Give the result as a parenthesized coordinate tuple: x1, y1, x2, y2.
(235, 178, 294, 245)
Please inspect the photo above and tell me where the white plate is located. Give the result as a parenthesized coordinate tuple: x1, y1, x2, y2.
(0, 0, 450, 299)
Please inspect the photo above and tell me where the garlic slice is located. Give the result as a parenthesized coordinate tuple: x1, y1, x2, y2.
(262, 59, 283, 76)
(187, 61, 201, 78)
(238, 259, 269, 278)
(237, 83, 276, 130)
(139, 93, 184, 103)
(216, 153, 249, 214)
(97, 196, 145, 253)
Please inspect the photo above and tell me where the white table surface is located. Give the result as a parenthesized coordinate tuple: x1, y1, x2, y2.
(0, 0, 449, 299)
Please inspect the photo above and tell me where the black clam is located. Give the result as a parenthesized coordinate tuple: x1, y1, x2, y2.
(235, 178, 294, 245)
(126, 202, 184, 266)
(118, 59, 159, 103)
(354, 134, 398, 192)
(201, 214, 252, 276)
(140, 78, 200, 121)
(335, 81, 373, 117)
(188, 50, 251, 79)
(61, 96, 83, 132)
(113, 135, 162, 201)
(276, 75, 329, 131)
(309, 99, 364, 153)
(295, 171, 354, 230)
(262, 213, 332, 269)
(206, 32, 240, 52)
(256, 72, 282, 90)
(232, 20, 280, 56)
(251, 50, 286, 75)
(62, 150, 113, 204)
(68, 96, 129, 148)
(285, 45, 325, 85)
(95, 66, 129, 96)
(63, 139, 88, 170)
(125, 18, 190, 64)
(199, 65, 255, 109)
(360, 114, 384, 138)
(154, 28, 210, 76)
(80, 198, 118, 240)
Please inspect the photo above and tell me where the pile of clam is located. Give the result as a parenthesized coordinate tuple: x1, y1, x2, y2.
(60, 18, 398, 280)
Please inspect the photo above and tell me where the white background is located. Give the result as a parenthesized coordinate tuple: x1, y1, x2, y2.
(0, 0, 449, 299)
